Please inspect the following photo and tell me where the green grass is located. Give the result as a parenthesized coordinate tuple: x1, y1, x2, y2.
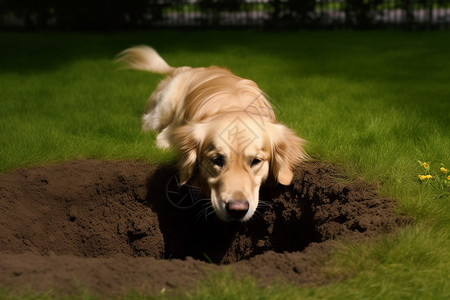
(0, 31, 449, 299)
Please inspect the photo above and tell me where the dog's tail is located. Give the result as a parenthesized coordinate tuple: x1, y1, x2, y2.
(115, 46, 175, 74)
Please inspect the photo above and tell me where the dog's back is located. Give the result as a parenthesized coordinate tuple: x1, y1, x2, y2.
(117, 46, 275, 127)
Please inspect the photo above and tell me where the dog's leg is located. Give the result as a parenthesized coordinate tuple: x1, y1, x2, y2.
(142, 106, 166, 132)
(155, 126, 173, 149)
(142, 68, 191, 133)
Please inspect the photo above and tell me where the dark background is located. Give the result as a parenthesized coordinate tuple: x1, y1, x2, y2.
(0, 0, 449, 30)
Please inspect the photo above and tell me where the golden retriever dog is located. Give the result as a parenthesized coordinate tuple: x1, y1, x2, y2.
(117, 46, 307, 222)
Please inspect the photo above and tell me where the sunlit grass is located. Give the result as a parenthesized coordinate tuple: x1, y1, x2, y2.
(0, 53, 173, 171)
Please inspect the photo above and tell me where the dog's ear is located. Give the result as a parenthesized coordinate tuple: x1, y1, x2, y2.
(269, 124, 308, 185)
(169, 123, 206, 185)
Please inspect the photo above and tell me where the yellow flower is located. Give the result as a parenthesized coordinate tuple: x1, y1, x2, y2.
(422, 162, 429, 169)
(440, 167, 448, 173)
(448, 175, 450, 181)
(419, 175, 433, 181)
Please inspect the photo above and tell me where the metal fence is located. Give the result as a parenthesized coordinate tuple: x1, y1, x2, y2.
(1, 0, 449, 30)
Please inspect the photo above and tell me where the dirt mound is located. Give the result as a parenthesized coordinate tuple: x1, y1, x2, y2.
(0, 160, 406, 296)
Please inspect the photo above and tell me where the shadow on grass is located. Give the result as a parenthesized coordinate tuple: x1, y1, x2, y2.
(2, 30, 448, 75)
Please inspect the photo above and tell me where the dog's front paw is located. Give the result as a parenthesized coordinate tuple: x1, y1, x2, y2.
(156, 135, 171, 149)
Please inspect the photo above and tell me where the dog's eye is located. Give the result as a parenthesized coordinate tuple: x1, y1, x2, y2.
(251, 158, 262, 167)
(211, 155, 225, 167)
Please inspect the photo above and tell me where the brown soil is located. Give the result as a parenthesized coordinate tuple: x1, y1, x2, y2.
(0, 160, 406, 296)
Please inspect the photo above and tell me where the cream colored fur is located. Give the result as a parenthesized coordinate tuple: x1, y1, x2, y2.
(117, 46, 307, 222)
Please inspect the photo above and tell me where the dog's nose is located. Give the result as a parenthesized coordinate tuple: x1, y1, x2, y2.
(225, 200, 249, 220)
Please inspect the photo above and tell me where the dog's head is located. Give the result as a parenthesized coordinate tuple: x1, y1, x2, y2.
(170, 112, 307, 222)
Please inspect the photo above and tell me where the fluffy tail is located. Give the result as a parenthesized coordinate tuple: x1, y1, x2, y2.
(115, 45, 175, 74)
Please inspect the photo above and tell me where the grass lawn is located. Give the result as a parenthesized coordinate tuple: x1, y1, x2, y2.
(0, 30, 449, 299)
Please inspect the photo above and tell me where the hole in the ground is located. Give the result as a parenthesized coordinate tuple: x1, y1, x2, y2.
(142, 166, 321, 264)
(0, 160, 405, 266)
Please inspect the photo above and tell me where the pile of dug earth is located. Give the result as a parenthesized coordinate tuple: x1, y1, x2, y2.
(0, 160, 407, 296)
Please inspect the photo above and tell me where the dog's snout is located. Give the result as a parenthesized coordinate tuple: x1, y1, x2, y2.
(226, 200, 249, 220)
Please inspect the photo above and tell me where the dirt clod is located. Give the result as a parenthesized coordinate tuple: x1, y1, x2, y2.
(0, 160, 406, 296)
